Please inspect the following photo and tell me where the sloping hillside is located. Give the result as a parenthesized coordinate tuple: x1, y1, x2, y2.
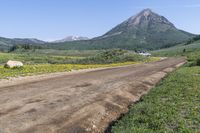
(151, 37, 200, 56)
(47, 9, 195, 50)
(0, 37, 45, 51)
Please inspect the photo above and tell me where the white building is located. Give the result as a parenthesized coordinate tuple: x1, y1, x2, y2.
(138, 52, 151, 56)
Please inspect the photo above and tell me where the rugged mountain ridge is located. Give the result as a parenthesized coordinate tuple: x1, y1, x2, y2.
(0, 9, 196, 51)
(101, 9, 175, 38)
(96, 9, 194, 49)
(47, 9, 195, 50)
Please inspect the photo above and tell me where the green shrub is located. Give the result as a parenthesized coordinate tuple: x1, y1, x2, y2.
(196, 58, 200, 66)
(68, 49, 148, 64)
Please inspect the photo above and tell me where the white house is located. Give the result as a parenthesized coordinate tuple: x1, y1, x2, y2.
(138, 52, 151, 56)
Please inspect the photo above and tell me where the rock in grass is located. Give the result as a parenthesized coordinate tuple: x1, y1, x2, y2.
(4, 60, 23, 68)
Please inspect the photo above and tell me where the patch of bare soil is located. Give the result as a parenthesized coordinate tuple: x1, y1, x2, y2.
(0, 58, 186, 133)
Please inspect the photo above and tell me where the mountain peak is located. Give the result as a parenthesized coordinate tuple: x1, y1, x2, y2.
(141, 8, 153, 14)
(122, 8, 174, 28)
(53, 36, 89, 43)
(42, 9, 195, 51)
(140, 9, 155, 18)
(100, 8, 192, 47)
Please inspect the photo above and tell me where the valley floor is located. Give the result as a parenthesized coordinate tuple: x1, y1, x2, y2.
(0, 58, 185, 133)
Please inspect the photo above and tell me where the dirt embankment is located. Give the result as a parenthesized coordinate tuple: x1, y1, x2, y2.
(0, 58, 186, 133)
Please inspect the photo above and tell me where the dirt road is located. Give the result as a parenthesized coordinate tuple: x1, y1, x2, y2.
(0, 58, 186, 133)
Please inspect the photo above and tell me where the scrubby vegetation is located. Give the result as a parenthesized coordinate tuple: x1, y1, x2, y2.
(0, 49, 159, 78)
(151, 40, 200, 57)
(112, 66, 200, 133)
(68, 49, 152, 64)
(0, 49, 156, 65)
(185, 35, 200, 45)
(111, 43, 200, 133)
(152, 37, 200, 68)
(8, 44, 43, 52)
(186, 50, 200, 67)
(0, 52, 81, 64)
(0, 62, 140, 79)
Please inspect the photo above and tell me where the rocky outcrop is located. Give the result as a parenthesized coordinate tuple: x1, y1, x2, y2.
(4, 60, 23, 68)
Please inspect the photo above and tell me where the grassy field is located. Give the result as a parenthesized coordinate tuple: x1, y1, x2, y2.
(151, 40, 200, 67)
(0, 61, 145, 79)
(151, 40, 200, 57)
(0, 52, 83, 64)
(111, 66, 200, 133)
(0, 50, 160, 79)
(0, 50, 138, 65)
(111, 43, 200, 132)
(13, 49, 102, 57)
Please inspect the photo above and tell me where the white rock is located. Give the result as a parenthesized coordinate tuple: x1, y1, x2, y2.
(92, 125, 97, 129)
(4, 60, 23, 68)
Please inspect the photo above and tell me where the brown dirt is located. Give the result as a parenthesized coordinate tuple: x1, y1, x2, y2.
(0, 58, 186, 133)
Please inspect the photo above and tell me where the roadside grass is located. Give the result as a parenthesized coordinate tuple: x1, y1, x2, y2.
(0, 50, 140, 65)
(69, 50, 151, 64)
(0, 49, 160, 79)
(0, 57, 159, 79)
(186, 50, 200, 66)
(112, 44, 200, 133)
(151, 40, 200, 67)
(0, 60, 143, 79)
(111, 66, 200, 133)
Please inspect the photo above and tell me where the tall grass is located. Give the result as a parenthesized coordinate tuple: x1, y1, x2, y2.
(112, 66, 200, 133)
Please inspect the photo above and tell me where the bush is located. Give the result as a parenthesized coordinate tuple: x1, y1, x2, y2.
(196, 58, 200, 66)
(68, 49, 147, 64)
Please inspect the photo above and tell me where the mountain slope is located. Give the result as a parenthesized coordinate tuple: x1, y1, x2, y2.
(48, 9, 195, 50)
(99, 9, 194, 48)
(53, 36, 89, 43)
(0, 37, 45, 51)
(151, 36, 200, 57)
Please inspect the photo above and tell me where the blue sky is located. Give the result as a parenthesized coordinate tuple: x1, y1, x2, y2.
(0, 0, 200, 41)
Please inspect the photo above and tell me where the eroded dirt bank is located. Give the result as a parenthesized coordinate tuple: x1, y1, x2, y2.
(0, 58, 186, 133)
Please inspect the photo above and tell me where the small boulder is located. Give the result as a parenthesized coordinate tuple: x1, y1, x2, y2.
(4, 60, 23, 68)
